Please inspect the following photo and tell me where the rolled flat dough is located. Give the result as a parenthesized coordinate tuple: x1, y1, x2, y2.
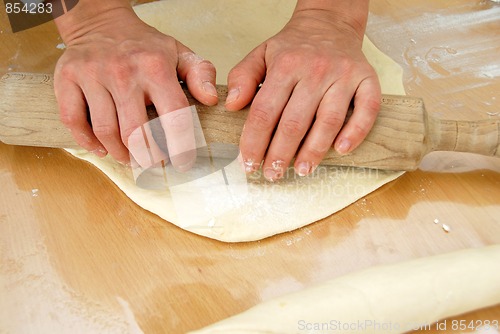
(189, 245, 500, 334)
(66, 0, 405, 242)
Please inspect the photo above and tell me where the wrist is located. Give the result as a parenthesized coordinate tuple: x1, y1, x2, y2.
(54, 0, 136, 43)
(293, 0, 369, 39)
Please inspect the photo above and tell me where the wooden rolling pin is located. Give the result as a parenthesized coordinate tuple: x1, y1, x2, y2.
(0, 72, 498, 170)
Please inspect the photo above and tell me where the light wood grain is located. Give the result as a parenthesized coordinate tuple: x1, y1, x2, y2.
(1, 72, 499, 170)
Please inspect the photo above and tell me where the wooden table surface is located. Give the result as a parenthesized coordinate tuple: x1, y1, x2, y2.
(1, 1, 499, 333)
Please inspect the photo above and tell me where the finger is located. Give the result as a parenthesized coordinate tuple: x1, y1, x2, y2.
(142, 62, 190, 114)
(239, 73, 296, 174)
(82, 84, 130, 164)
(54, 78, 107, 157)
(159, 106, 197, 172)
(294, 83, 354, 176)
(112, 87, 169, 168)
(225, 43, 267, 111)
(334, 75, 381, 154)
(177, 42, 218, 106)
(143, 69, 195, 172)
(261, 81, 322, 181)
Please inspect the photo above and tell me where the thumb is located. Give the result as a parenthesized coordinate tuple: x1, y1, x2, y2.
(226, 43, 267, 111)
(177, 42, 218, 106)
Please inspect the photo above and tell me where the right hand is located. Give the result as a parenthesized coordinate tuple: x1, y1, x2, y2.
(54, 5, 218, 167)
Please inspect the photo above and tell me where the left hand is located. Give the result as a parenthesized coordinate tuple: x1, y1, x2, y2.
(226, 8, 381, 181)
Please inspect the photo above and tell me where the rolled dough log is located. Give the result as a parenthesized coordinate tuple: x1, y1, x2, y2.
(66, 0, 405, 242)
(189, 245, 500, 334)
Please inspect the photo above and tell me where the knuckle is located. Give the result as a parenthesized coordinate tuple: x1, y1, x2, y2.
(111, 63, 133, 83)
(187, 59, 216, 82)
(142, 52, 167, 73)
(307, 144, 329, 160)
(93, 124, 117, 141)
(57, 62, 77, 79)
(278, 52, 298, 67)
(272, 52, 299, 73)
(309, 57, 330, 76)
(319, 112, 345, 129)
(163, 112, 192, 134)
(55, 51, 81, 73)
(59, 111, 80, 128)
(228, 66, 246, 80)
(336, 57, 356, 77)
(352, 123, 371, 137)
(198, 59, 216, 71)
(228, 66, 260, 87)
(280, 118, 305, 137)
(114, 97, 134, 112)
(247, 106, 274, 130)
(120, 125, 142, 144)
(362, 97, 381, 114)
(57, 58, 100, 83)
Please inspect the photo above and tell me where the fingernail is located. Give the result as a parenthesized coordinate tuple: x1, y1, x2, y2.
(243, 158, 257, 173)
(176, 161, 195, 172)
(91, 147, 107, 158)
(119, 160, 131, 167)
(296, 162, 313, 176)
(264, 167, 283, 182)
(226, 88, 240, 105)
(271, 159, 285, 170)
(264, 159, 285, 182)
(202, 81, 218, 97)
(336, 138, 351, 155)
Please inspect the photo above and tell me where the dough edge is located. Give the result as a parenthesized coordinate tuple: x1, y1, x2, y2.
(65, 0, 406, 242)
(189, 245, 500, 334)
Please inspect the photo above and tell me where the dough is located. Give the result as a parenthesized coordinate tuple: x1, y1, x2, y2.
(189, 245, 500, 333)
(66, 0, 405, 242)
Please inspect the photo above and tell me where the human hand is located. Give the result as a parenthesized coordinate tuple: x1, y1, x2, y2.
(53, 1, 217, 169)
(226, 3, 381, 181)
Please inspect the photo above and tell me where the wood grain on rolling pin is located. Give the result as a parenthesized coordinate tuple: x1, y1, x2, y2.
(0, 72, 498, 170)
